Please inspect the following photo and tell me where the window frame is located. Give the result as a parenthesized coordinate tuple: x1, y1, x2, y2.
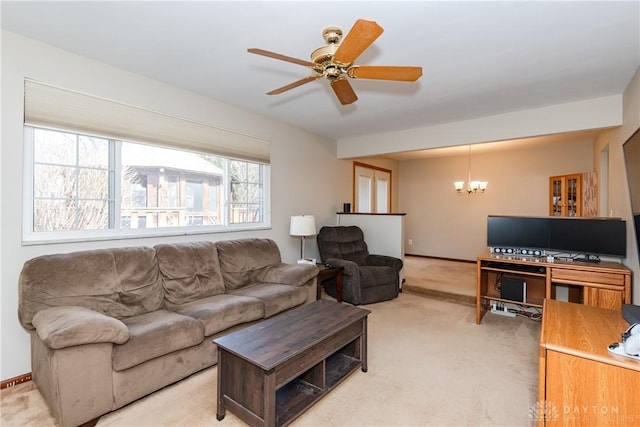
(22, 125, 271, 245)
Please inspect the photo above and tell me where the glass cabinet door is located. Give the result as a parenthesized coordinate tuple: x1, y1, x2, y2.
(549, 176, 564, 216)
(567, 175, 578, 216)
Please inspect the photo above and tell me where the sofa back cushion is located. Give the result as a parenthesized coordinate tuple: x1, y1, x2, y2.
(155, 241, 225, 306)
(216, 238, 281, 290)
(19, 247, 163, 329)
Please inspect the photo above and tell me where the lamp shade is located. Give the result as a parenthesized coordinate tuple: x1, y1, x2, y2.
(290, 215, 316, 237)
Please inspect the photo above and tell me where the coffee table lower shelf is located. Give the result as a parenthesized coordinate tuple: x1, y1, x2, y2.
(276, 352, 361, 425)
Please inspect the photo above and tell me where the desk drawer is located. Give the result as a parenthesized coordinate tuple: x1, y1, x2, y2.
(551, 268, 625, 286)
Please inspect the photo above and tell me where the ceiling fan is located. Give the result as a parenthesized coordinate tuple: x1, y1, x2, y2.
(247, 19, 423, 105)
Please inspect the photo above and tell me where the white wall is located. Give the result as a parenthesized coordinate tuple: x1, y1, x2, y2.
(398, 137, 594, 260)
(337, 96, 622, 158)
(595, 66, 640, 304)
(0, 31, 352, 379)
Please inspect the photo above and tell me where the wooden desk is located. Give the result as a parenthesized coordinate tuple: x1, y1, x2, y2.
(476, 253, 631, 324)
(538, 299, 640, 426)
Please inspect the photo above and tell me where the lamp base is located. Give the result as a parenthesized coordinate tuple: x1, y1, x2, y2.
(297, 258, 316, 265)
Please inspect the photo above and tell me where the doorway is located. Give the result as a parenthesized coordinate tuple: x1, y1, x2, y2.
(353, 162, 391, 213)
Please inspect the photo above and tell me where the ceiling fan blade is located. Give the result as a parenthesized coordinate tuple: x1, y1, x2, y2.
(248, 48, 316, 67)
(330, 78, 358, 105)
(348, 66, 423, 82)
(266, 75, 321, 95)
(333, 19, 384, 65)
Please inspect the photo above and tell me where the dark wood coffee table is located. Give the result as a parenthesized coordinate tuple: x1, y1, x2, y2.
(213, 300, 370, 427)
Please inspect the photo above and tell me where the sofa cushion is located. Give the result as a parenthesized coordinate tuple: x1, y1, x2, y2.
(216, 238, 281, 290)
(112, 310, 204, 371)
(32, 306, 129, 349)
(167, 294, 265, 336)
(229, 283, 308, 318)
(19, 247, 163, 329)
(155, 241, 225, 305)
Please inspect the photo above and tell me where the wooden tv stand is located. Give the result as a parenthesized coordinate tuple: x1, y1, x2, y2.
(476, 252, 631, 324)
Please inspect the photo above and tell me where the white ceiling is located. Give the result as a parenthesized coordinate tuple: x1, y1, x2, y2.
(2, 1, 639, 158)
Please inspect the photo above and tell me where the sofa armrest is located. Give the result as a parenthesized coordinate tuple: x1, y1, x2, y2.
(367, 254, 404, 272)
(262, 262, 319, 286)
(32, 306, 129, 350)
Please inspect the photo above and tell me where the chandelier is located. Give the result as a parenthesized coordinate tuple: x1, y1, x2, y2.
(454, 145, 488, 194)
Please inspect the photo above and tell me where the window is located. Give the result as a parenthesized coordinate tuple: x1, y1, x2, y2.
(230, 160, 264, 224)
(32, 129, 114, 231)
(185, 181, 203, 212)
(24, 126, 270, 242)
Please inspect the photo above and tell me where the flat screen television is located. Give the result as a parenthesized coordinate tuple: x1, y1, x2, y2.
(549, 217, 626, 257)
(487, 215, 627, 258)
(487, 215, 550, 249)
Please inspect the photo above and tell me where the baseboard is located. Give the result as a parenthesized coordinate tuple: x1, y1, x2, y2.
(1, 373, 32, 389)
(405, 254, 475, 264)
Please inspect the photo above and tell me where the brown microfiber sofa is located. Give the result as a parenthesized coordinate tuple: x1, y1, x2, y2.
(18, 238, 318, 427)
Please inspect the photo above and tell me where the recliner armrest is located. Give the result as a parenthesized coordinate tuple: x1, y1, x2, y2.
(32, 306, 129, 349)
(366, 254, 403, 272)
(262, 262, 319, 286)
(325, 258, 360, 277)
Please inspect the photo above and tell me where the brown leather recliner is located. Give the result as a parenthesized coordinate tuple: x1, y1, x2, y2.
(317, 225, 403, 305)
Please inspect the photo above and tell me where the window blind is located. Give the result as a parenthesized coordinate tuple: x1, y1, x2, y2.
(23, 79, 270, 164)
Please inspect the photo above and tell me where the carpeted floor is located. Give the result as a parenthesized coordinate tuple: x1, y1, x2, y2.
(1, 258, 541, 427)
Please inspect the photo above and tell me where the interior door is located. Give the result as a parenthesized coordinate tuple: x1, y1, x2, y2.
(356, 166, 374, 213)
(354, 163, 391, 213)
(375, 170, 390, 213)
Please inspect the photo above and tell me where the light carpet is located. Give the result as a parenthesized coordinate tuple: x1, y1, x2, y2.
(1, 292, 540, 427)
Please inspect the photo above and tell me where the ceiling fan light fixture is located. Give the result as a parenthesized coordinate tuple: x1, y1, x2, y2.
(247, 19, 422, 104)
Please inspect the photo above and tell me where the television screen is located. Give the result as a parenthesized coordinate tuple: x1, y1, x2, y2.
(487, 215, 627, 258)
(549, 218, 626, 257)
(487, 216, 550, 249)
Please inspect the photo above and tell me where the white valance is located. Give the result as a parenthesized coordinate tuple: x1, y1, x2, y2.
(23, 79, 270, 164)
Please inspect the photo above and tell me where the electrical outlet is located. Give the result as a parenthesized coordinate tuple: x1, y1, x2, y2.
(408, 239, 413, 245)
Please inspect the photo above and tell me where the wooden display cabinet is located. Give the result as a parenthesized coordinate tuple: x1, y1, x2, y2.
(549, 173, 582, 217)
(549, 172, 598, 217)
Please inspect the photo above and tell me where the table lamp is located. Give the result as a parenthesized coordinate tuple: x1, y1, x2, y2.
(290, 215, 316, 264)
